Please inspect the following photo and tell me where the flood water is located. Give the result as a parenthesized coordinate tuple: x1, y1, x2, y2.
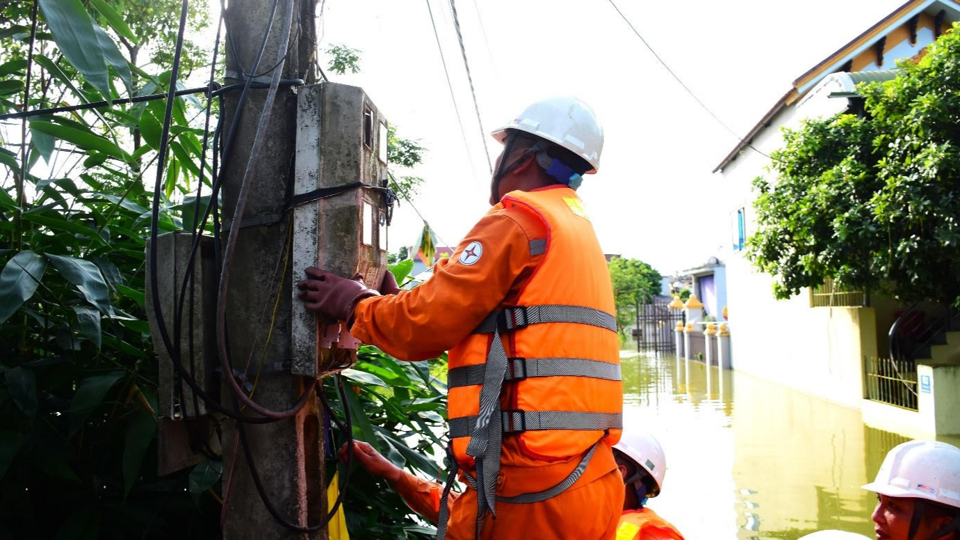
(620, 349, 960, 540)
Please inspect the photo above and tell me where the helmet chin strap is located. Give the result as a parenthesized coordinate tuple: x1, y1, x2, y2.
(623, 472, 649, 509)
(490, 132, 519, 203)
(492, 133, 585, 202)
(909, 499, 926, 540)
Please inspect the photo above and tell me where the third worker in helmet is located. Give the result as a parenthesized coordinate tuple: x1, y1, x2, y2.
(862, 440, 960, 540)
(613, 431, 685, 540)
(298, 97, 624, 538)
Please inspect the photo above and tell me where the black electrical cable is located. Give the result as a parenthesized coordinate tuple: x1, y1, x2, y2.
(0, 80, 302, 121)
(146, 0, 288, 425)
(234, 374, 355, 533)
(605, 0, 770, 159)
(179, 9, 226, 461)
(448, 0, 494, 175)
(158, 0, 310, 424)
(223, 0, 301, 80)
(215, 0, 320, 421)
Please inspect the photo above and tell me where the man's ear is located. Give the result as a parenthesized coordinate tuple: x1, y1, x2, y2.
(511, 152, 538, 176)
(617, 464, 629, 483)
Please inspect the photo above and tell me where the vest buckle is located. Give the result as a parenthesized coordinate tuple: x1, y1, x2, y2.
(501, 409, 527, 434)
(506, 357, 528, 382)
(496, 306, 529, 333)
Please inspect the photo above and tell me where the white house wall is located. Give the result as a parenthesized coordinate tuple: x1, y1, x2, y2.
(716, 64, 878, 409)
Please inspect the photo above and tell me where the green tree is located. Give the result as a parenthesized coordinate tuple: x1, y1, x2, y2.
(749, 23, 960, 307)
(608, 257, 662, 332)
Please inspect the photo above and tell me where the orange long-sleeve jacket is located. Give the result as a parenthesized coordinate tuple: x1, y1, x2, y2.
(351, 203, 545, 360)
(350, 187, 623, 539)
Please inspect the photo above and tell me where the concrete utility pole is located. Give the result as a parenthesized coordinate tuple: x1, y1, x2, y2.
(220, 0, 325, 538)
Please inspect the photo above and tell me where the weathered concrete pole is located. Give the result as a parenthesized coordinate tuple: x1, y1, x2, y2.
(219, 0, 325, 538)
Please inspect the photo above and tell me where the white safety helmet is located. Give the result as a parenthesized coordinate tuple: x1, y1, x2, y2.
(491, 96, 603, 173)
(862, 440, 960, 510)
(613, 431, 667, 496)
(797, 531, 871, 540)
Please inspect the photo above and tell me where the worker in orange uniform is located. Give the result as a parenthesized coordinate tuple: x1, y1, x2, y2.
(612, 431, 684, 540)
(298, 96, 624, 539)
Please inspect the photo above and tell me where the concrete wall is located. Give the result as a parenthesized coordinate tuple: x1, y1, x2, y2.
(726, 257, 872, 409)
(862, 361, 960, 437)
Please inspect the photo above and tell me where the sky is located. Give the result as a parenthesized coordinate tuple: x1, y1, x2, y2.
(210, 0, 911, 274)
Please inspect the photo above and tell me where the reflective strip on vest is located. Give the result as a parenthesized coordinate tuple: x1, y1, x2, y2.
(472, 305, 617, 334)
(460, 303, 619, 523)
(447, 357, 622, 388)
(450, 411, 623, 439)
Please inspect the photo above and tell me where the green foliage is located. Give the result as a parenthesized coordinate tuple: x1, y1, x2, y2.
(677, 287, 692, 302)
(329, 346, 447, 539)
(0, 2, 440, 538)
(326, 43, 362, 75)
(0, 1, 220, 538)
(749, 23, 960, 306)
(608, 257, 662, 332)
(387, 124, 426, 201)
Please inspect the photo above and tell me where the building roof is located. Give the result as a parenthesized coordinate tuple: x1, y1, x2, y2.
(713, 0, 960, 173)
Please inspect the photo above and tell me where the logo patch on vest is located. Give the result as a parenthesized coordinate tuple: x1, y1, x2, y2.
(563, 197, 590, 221)
(459, 241, 483, 265)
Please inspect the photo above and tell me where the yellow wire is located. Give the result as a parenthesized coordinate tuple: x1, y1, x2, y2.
(246, 223, 292, 400)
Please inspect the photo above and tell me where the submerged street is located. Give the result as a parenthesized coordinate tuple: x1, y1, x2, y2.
(621, 348, 960, 540)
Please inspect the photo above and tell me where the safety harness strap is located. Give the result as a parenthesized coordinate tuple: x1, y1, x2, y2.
(435, 444, 459, 540)
(464, 327, 509, 522)
(461, 441, 601, 505)
(449, 411, 623, 439)
(472, 305, 617, 334)
(447, 357, 622, 388)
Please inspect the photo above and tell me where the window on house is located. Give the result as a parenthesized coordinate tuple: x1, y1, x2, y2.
(731, 207, 746, 252)
(378, 121, 388, 163)
(363, 105, 374, 150)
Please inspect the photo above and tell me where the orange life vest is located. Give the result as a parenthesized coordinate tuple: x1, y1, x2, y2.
(444, 186, 622, 517)
(616, 509, 686, 540)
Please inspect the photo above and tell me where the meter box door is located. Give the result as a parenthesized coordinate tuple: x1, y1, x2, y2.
(145, 232, 218, 419)
(292, 83, 390, 377)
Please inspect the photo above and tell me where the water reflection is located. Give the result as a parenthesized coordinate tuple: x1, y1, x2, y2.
(620, 350, 960, 540)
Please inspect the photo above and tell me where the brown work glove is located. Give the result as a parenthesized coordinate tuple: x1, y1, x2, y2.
(296, 267, 379, 321)
(379, 270, 401, 295)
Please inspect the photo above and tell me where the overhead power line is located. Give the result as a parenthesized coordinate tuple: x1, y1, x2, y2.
(448, 0, 495, 174)
(424, 0, 478, 177)
(605, 0, 769, 159)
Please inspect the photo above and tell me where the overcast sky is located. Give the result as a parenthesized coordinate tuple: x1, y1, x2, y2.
(216, 0, 909, 274)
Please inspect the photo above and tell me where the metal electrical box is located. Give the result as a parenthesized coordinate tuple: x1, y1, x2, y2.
(145, 232, 218, 418)
(292, 83, 390, 377)
(145, 232, 222, 475)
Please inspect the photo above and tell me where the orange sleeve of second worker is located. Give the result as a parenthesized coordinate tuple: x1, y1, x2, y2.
(394, 470, 457, 524)
(350, 208, 542, 361)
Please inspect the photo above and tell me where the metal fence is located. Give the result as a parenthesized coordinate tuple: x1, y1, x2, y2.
(634, 298, 684, 354)
(687, 332, 706, 360)
(810, 278, 867, 308)
(864, 356, 918, 411)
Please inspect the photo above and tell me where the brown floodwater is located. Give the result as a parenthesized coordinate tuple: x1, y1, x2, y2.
(620, 349, 960, 540)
